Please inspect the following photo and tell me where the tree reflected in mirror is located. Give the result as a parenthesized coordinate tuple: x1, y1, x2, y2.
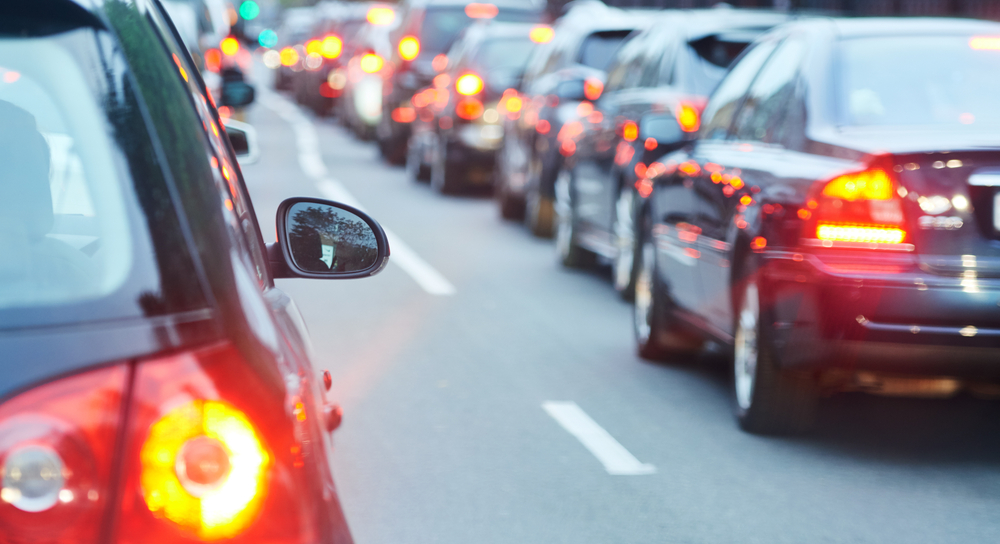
(286, 202, 378, 274)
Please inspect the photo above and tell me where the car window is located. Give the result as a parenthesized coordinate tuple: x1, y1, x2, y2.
(639, 48, 665, 88)
(0, 11, 208, 328)
(577, 30, 633, 71)
(603, 35, 647, 93)
(698, 39, 779, 141)
(837, 34, 1000, 127)
(731, 37, 806, 143)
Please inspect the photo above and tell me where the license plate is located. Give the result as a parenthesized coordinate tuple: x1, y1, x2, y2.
(995, 192, 1000, 231)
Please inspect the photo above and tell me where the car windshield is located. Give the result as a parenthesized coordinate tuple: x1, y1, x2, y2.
(838, 34, 1000, 127)
(0, 35, 132, 311)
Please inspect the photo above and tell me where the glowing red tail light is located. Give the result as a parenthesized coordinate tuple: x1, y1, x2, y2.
(320, 35, 343, 59)
(359, 53, 384, 74)
(115, 343, 316, 543)
(398, 36, 420, 61)
(455, 73, 483, 96)
(455, 98, 483, 120)
(803, 164, 909, 247)
(0, 365, 127, 544)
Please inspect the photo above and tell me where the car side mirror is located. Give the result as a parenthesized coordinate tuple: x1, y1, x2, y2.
(269, 198, 390, 280)
(221, 118, 259, 164)
(639, 112, 685, 148)
(220, 79, 256, 108)
(555, 78, 586, 101)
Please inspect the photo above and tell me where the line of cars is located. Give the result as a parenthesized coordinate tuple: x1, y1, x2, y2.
(269, 1, 1000, 435)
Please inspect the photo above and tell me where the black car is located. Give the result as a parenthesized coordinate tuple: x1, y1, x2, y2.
(555, 9, 789, 299)
(634, 17, 1000, 434)
(495, 2, 650, 235)
(415, 21, 543, 194)
(0, 1, 390, 542)
(378, 0, 546, 165)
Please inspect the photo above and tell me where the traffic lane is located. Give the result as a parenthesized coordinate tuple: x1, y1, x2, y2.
(241, 94, 1000, 544)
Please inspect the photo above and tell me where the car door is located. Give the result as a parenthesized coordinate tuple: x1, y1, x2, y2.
(692, 36, 808, 336)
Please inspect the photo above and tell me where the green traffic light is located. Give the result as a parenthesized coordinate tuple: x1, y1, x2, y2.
(239, 1, 260, 20)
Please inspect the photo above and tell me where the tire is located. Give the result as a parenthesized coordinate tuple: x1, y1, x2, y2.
(407, 138, 431, 182)
(733, 276, 819, 434)
(612, 184, 639, 301)
(554, 169, 594, 267)
(632, 231, 703, 360)
(496, 181, 524, 220)
(431, 139, 463, 194)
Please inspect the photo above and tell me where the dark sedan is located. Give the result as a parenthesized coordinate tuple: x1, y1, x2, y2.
(635, 17, 1000, 434)
(0, 1, 389, 542)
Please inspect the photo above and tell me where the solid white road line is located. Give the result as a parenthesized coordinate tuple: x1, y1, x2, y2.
(543, 401, 656, 476)
(258, 91, 456, 296)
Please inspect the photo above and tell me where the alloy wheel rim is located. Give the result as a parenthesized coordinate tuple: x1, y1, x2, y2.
(633, 240, 654, 341)
(613, 188, 635, 291)
(734, 282, 759, 410)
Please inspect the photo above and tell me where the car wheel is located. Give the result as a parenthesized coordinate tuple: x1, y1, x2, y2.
(554, 169, 593, 267)
(431, 139, 462, 194)
(733, 277, 818, 434)
(612, 184, 638, 301)
(632, 231, 702, 360)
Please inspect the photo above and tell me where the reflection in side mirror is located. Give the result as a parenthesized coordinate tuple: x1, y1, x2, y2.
(639, 113, 685, 148)
(221, 118, 259, 164)
(272, 198, 390, 280)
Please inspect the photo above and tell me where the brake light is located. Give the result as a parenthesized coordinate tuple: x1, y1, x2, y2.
(465, 3, 498, 18)
(399, 36, 420, 61)
(116, 343, 317, 543)
(969, 36, 1000, 50)
(392, 106, 416, 123)
(205, 48, 222, 72)
(221, 37, 240, 57)
(280, 47, 299, 67)
(455, 73, 483, 96)
(366, 6, 395, 25)
(622, 120, 638, 142)
(676, 102, 700, 132)
(583, 78, 603, 101)
(360, 53, 383, 74)
(320, 35, 342, 59)
(0, 365, 127, 544)
(530, 26, 554, 44)
(305, 39, 321, 56)
(432, 54, 448, 72)
(455, 98, 484, 120)
(804, 165, 909, 247)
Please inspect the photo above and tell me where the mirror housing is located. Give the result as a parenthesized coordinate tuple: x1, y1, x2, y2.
(269, 198, 390, 280)
(221, 118, 259, 164)
(639, 112, 685, 149)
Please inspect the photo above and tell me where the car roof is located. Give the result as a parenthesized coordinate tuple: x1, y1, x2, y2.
(648, 8, 793, 41)
(813, 16, 1000, 38)
(414, 0, 544, 11)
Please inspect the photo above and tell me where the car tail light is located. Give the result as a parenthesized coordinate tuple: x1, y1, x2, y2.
(305, 39, 321, 56)
(398, 36, 420, 61)
(530, 26, 554, 44)
(432, 54, 448, 72)
(204, 48, 222, 72)
(455, 98, 483, 120)
(622, 120, 638, 142)
(220, 37, 240, 57)
(455, 73, 483, 96)
(802, 164, 910, 248)
(320, 35, 342, 59)
(360, 53, 383, 74)
(392, 106, 416, 123)
(583, 78, 603, 101)
(0, 365, 128, 544)
(366, 6, 395, 25)
(465, 3, 498, 18)
(115, 343, 317, 544)
(676, 102, 701, 132)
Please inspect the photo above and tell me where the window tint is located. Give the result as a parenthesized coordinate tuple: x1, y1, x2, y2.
(577, 30, 632, 71)
(698, 40, 778, 141)
(732, 38, 806, 143)
(838, 35, 1000, 127)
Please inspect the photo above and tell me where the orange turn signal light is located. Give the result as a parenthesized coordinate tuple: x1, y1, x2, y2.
(677, 102, 700, 132)
(822, 169, 893, 201)
(622, 120, 638, 142)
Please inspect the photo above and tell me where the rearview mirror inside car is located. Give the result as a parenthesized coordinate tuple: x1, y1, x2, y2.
(221, 118, 259, 163)
(639, 112, 685, 148)
(270, 198, 390, 280)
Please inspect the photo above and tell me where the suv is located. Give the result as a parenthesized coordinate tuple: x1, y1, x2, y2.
(0, 1, 389, 542)
(377, 0, 546, 165)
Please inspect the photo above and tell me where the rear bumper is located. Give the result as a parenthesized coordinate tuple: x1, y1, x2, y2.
(762, 250, 1000, 377)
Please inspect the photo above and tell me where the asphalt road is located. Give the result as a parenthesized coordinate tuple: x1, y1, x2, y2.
(239, 83, 1000, 544)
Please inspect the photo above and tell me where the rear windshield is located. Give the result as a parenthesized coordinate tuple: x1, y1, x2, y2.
(676, 35, 753, 95)
(578, 30, 632, 71)
(474, 37, 536, 71)
(838, 35, 1000, 127)
(421, 7, 542, 54)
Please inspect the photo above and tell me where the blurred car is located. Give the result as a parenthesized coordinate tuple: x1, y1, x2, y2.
(412, 21, 544, 193)
(495, 1, 651, 233)
(0, 1, 391, 542)
(379, 0, 547, 165)
(555, 8, 789, 299)
(273, 6, 318, 90)
(633, 17, 1000, 434)
(338, 7, 399, 139)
